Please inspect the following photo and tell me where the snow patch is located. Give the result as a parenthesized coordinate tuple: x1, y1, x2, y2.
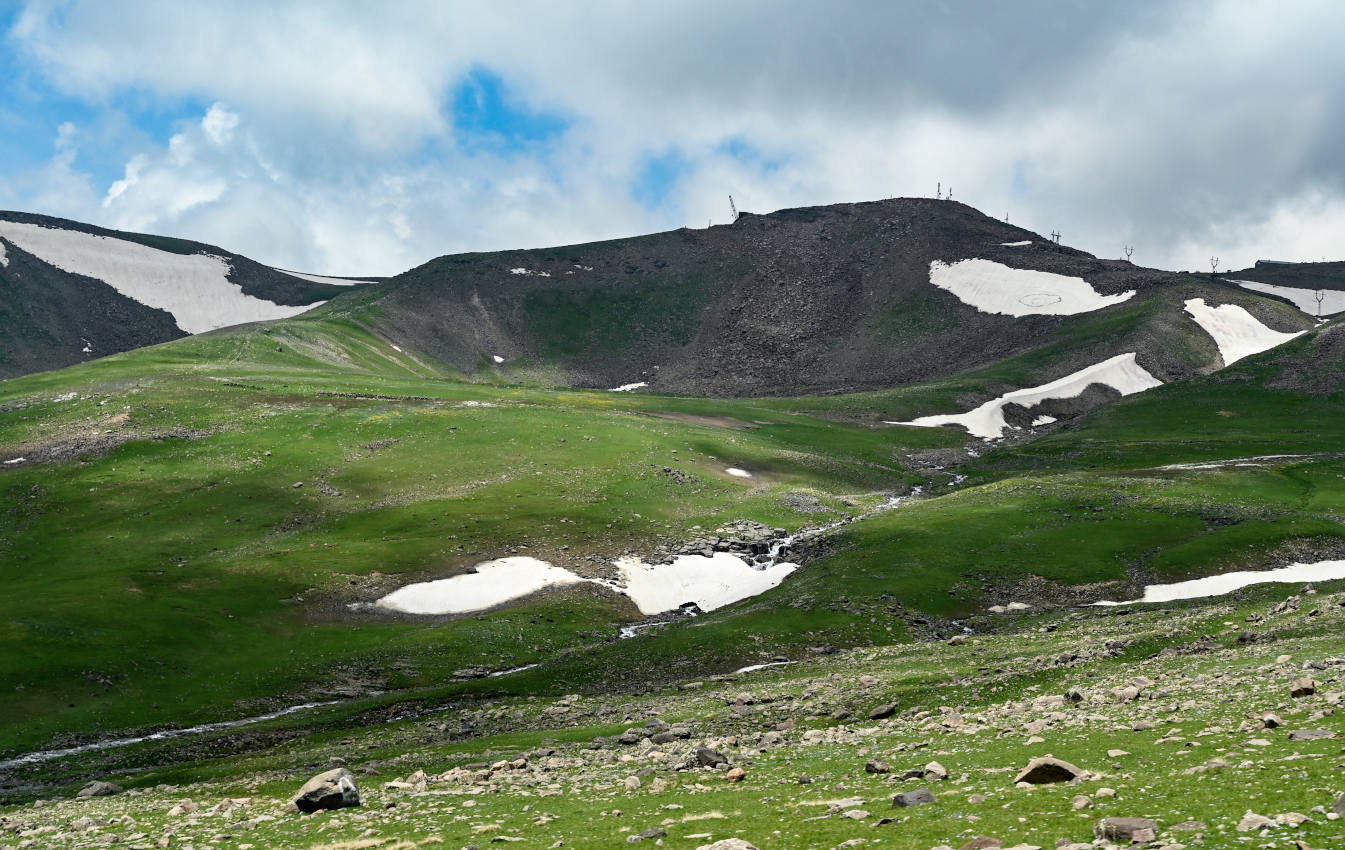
(375, 557, 586, 615)
(0, 239, 7, 267)
(0, 221, 320, 333)
(1232, 280, 1345, 317)
(492, 355, 505, 364)
(1183, 297, 1303, 366)
(1031, 415, 1057, 426)
(613, 553, 797, 616)
(1096, 560, 1345, 606)
(3, 458, 25, 465)
(610, 382, 648, 392)
(390, 344, 403, 353)
(929, 259, 1134, 316)
(888, 353, 1162, 440)
(1001, 240, 1032, 247)
(725, 467, 753, 478)
(273, 268, 371, 286)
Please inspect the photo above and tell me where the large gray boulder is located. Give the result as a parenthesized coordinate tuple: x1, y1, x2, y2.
(892, 787, 937, 807)
(1014, 756, 1085, 784)
(292, 767, 362, 813)
(76, 781, 123, 798)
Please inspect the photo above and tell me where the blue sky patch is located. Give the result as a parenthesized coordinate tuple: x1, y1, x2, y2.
(630, 149, 687, 210)
(450, 66, 569, 153)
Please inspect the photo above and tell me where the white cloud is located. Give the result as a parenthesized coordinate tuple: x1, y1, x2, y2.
(4, 0, 1345, 275)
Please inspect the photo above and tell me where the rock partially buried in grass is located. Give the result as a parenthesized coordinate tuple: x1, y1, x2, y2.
(1288, 729, 1336, 741)
(292, 767, 362, 813)
(1013, 756, 1085, 784)
(76, 781, 123, 798)
(892, 787, 937, 807)
(1291, 677, 1317, 697)
(1334, 792, 1345, 817)
(695, 840, 758, 850)
(1095, 817, 1158, 843)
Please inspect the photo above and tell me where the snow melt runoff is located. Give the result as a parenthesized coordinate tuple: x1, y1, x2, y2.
(929, 259, 1134, 317)
(0, 221, 323, 334)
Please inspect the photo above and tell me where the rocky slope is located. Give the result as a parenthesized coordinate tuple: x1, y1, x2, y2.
(340, 198, 1312, 397)
(0, 212, 376, 380)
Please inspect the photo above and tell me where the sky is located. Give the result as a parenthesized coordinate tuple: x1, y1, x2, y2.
(1, 0, 1343, 276)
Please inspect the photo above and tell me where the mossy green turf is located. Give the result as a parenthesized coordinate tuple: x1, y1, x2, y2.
(5, 309, 1345, 799)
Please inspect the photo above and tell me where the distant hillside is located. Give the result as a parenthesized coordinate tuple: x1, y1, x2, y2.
(0, 212, 379, 380)
(334, 198, 1311, 398)
(1225, 259, 1345, 317)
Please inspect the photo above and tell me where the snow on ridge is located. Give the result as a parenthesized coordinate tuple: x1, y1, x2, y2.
(610, 382, 648, 392)
(273, 268, 372, 286)
(0, 221, 320, 334)
(887, 352, 1162, 440)
(0, 239, 8, 267)
(929, 259, 1134, 317)
(1232, 280, 1345, 317)
(1183, 297, 1303, 366)
(1001, 240, 1032, 247)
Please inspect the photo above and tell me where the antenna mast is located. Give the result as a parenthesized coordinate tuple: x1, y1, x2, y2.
(728, 195, 738, 223)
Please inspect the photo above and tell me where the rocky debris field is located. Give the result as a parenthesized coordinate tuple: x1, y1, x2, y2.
(4, 582, 1345, 849)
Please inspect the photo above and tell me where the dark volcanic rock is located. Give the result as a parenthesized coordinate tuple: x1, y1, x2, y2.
(892, 788, 937, 807)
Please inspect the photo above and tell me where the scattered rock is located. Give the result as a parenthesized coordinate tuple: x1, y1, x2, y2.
(1288, 729, 1336, 741)
(292, 768, 362, 813)
(725, 767, 746, 782)
(892, 788, 937, 807)
(1072, 795, 1093, 810)
(1334, 792, 1345, 817)
(77, 782, 123, 798)
(1095, 817, 1158, 843)
(1238, 812, 1275, 831)
(628, 828, 667, 843)
(695, 746, 729, 768)
(924, 761, 948, 781)
(959, 839, 1004, 850)
(1013, 756, 1085, 785)
(695, 841, 758, 850)
(869, 703, 897, 720)
(1291, 677, 1318, 698)
(864, 759, 891, 774)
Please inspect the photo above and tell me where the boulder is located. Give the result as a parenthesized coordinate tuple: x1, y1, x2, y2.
(1291, 677, 1317, 698)
(77, 781, 123, 798)
(292, 768, 362, 813)
(695, 841, 758, 850)
(1095, 817, 1158, 843)
(1334, 792, 1345, 818)
(725, 767, 746, 782)
(892, 787, 937, 807)
(959, 839, 1004, 850)
(694, 746, 728, 767)
(1287, 729, 1336, 741)
(1013, 756, 1085, 785)
(864, 759, 891, 774)
(868, 703, 897, 720)
(924, 760, 949, 781)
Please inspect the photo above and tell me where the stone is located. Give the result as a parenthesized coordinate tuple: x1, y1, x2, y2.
(628, 828, 667, 843)
(623, 776, 641, 791)
(695, 841, 758, 850)
(77, 781, 124, 798)
(1013, 757, 1085, 785)
(892, 788, 937, 807)
(1107, 749, 1130, 758)
(291, 768, 362, 813)
(1262, 712, 1284, 728)
(864, 759, 891, 774)
(841, 809, 869, 819)
(1237, 812, 1275, 831)
(1071, 795, 1093, 810)
(725, 767, 746, 782)
(1095, 817, 1158, 843)
(869, 703, 897, 720)
(1334, 792, 1345, 818)
(924, 760, 949, 781)
(1291, 677, 1318, 698)
(695, 746, 729, 767)
(1288, 729, 1336, 741)
(959, 839, 1004, 850)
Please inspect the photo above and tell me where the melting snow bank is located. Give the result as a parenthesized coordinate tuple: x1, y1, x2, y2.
(1001, 240, 1032, 247)
(0, 700, 338, 771)
(273, 268, 371, 286)
(1095, 560, 1345, 606)
(0, 221, 322, 333)
(888, 353, 1162, 440)
(1233, 280, 1345, 317)
(1183, 297, 1303, 365)
(929, 259, 1134, 316)
(374, 557, 585, 615)
(612, 553, 798, 616)
(610, 382, 648, 392)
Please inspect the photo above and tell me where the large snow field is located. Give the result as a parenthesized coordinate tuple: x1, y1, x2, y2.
(1183, 297, 1303, 366)
(929, 258, 1134, 316)
(374, 557, 586, 615)
(373, 551, 799, 618)
(1096, 559, 1345, 606)
(613, 553, 797, 616)
(0, 221, 323, 333)
(1232, 280, 1345, 317)
(274, 268, 372, 286)
(888, 352, 1162, 440)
